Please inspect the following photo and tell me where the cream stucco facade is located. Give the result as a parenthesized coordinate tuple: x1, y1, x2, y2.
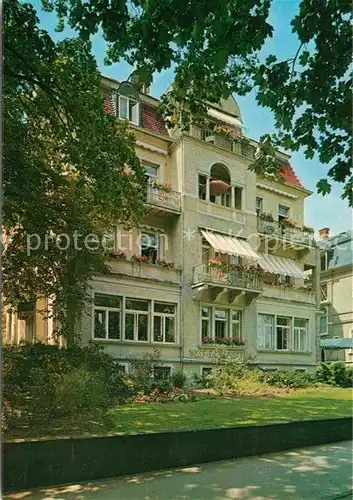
(6, 77, 322, 376)
(319, 230, 353, 364)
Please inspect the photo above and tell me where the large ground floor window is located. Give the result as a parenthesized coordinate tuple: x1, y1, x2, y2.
(93, 293, 177, 344)
(257, 313, 309, 352)
(200, 306, 243, 344)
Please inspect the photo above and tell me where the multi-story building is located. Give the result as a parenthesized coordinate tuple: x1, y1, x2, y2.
(5, 76, 321, 375)
(318, 228, 353, 364)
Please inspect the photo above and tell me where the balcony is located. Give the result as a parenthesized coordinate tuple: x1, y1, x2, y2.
(262, 284, 317, 305)
(257, 218, 315, 248)
(145, 184, 181, 216)
(107, 258, 181, 285)
(192, 263, 263, 306)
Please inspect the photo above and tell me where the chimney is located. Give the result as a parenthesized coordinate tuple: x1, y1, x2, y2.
(319, 227, 330, 239)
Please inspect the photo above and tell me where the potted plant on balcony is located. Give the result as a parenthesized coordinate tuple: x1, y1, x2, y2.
(209, 258, 226, 269)
(208, 258, 227, 282)
(156, 258, 175, 269)
(110, 249, 127, 260)
(259, 212, 274, 222)
(280, 218, 297, 229)
(131, 254, 152, 264)
(152, 181, 172, 193)
(302, 225, 314, 234)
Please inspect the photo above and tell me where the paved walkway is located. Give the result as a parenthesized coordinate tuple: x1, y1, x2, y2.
(5, 441, 352, 500)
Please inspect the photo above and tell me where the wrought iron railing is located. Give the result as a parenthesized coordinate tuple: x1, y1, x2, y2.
(146, 184, 181, 212)
(257, 218, 315, 247)
(193, 263, 263, 291)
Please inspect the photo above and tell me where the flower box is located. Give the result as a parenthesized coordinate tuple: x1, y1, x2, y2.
(259, 212, 274, 222)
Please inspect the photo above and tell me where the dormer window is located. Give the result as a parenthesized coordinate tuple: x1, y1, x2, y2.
(119, 96, 139, 125)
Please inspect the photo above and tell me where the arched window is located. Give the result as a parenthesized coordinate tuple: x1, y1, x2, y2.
(209, 163, 231, 207)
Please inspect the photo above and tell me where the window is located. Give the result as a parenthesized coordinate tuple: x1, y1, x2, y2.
(293, 318, 308, 352)
(256, 197, 263, 215)
(117, 362, 128, 373)
(198, 174, 207, 200)
(124, 299, 149, 341)
(320, 253, 327, 271)
(257, 314, 275, 350)
(93, 294, 121, 340)
(154, 366, 171, 380)
(140, 232, 159, 263)
(142, 160, 159, 182)
(201, 307, 242, 342)
(319, 307, 328, 334)
(276, 316, 291, 350)
(214, 309, 228, 338)
(234, 187, 243, 210)
(153, 303, 176, 343)
(278, 204, 290, 222)
(119, 96, 139, 125)
(231, 311, 241, 339)
(201, 367, 213, 376)
(201, 307, 211, 339)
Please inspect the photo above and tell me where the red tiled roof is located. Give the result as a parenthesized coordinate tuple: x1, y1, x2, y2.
(141, 103, 169, 136)
(278, 159, 305, 189)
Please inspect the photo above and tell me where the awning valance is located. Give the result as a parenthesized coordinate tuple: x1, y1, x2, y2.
(320, 338, 353, 349)
(207, 108, 243, 129)
(201, 230, 259, 260)
(258, 253, 307, 279)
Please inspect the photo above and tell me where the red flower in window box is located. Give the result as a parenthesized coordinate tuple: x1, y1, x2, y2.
(131, 254, 152, 264)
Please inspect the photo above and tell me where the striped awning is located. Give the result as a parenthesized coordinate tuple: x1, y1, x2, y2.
(258, 253, 307, 279)
(207, 108, 243, 129)
(201, 229, 259, 260)
(320, 338, 353, 349)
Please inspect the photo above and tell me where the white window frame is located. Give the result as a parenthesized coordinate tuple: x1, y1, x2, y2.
(233, 185, 243, 211)
(123, 298, 150, 342)
(140, 231, 161, 262)
(200, 306, 243, 343)
(153, 302, 177, 344)
(153, 365, 172, 380)
(93, 293, 121, 341)
(278, 203, 290, 222)
(293, 318, 308, 352)
(117, 361, 129, 373)
(275, 316, 291, 351)
(118, 95, 139, 125)
(257, 314, 275, 350)
(257, 313, 310, 352)
(200, 366, 213, 376)
(141, 159, 159, 183)
(256, 197, 263, 215)
(319, 306, 329, 335)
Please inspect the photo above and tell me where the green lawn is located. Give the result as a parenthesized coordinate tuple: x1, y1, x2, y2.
(6, 387, 351, 441)
(107, 388, 352, 435)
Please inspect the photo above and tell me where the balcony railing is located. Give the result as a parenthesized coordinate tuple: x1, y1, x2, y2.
(193, 263, 263, 291)
(198, 129, 256, 160)
(321, 284, 329, 302)
(257, 218, 315, 247)
(146, 184, 181, 213)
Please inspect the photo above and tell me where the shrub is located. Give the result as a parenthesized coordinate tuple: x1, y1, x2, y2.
(3, 342, 130, 428)
(316, 362, 353, 388)
(261, 369, 314, 389)
(128, 349, 162, 393)
(171, 369, 186, 389)
(55, 367, 111, 416)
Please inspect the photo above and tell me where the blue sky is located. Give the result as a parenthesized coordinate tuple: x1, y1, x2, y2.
(32, 0, 352, 237)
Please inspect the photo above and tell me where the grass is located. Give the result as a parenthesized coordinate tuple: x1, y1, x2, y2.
(5, 387, 352, 441)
